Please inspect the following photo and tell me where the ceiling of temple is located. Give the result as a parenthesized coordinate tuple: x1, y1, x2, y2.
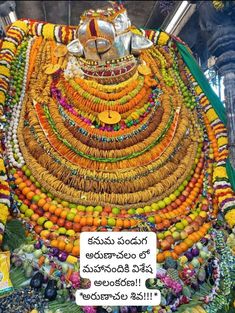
(0, 1, 210, 67)
(11, 1, 174, 29)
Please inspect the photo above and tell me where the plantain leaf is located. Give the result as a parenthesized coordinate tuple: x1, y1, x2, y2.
(2, 219, 26, 251)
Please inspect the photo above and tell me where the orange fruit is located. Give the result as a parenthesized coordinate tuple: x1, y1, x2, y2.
(49, 205, 57, 214)
(43, 203, 50, 211)
(189, 233, 198, 243)
(116, 219, 123, 228)
(175, 199, 182, 206)
(194, 232, 201, 241)
(22, 187, 31, 196)
(65, 243, 73, 253)
(162, 219, 170, 228)
(179, 242, 188, 252)
(188, 194, 195, 201)
(174, 245, 183, 255)
(157, 252, 165, 263)
(40, 230, 50, 239)
(80, 217, 87, 226)
(38, 198, 46, 207)
(60, 210, 68, 218)
(50, 215, 58, 224)
(93, 217, 101, 227)
(18, 182, 27, 190)
(58, 241, 66, 251)
(155, 216, 162, 224)
(123, 219, 131, 228)
(15, 178, 23, 185)
(197, 230, 204, 238)
(163, 251, 172, 259)
(26, 191, 35, 200)
(51, 239, 59, 248)
(184, 238, 194, 248)
(55, 208, 62, 217)
(74, 215, 81, 223)
(171, 252, 178, 260)
(34, 225, 43, 234)
(185, 198, 192, 206)
(72, 246, 80, 257)
(101, 217, 107, 226)
(31, 213, 39, 221)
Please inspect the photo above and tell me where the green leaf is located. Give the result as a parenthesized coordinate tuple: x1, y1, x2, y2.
(2, 219, 26, 251)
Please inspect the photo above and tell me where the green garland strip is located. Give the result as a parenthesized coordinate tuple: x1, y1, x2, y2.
(176, 41, 235, 191)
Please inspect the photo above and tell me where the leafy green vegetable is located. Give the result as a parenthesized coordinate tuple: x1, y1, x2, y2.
(49, 300, 83, 313)
(10, 266, 27, 289)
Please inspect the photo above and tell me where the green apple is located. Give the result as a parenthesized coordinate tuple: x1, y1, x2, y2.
(158, 201, 166, 209)
(94, 205, 103, 212)
(147, 216, 155, 223)
(144, 206, 152, 213)
(172, 231, 180, 241)
(151, 203, 159, 211)
(77, 205, 86, 212)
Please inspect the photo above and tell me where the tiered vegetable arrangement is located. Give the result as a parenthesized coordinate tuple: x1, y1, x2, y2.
(0, 20, 234, 313)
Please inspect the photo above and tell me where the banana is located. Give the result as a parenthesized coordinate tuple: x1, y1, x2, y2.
(195, 306, 207, 313)
(190, 308, 202, 313)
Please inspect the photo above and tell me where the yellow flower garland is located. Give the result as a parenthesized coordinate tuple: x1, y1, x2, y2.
(225, 210, 235, 228)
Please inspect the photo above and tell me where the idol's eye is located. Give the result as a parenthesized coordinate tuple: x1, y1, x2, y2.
(96, 39, 111, 53)
(86, 39, 111, 53)
(86, 40, 96, 49)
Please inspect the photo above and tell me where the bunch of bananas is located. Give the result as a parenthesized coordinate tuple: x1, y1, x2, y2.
(182, 305, 207, 313)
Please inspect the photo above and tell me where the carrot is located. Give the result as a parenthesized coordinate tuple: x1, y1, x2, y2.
(65, 267, 73, 281)
(49, 265, 56, 276)
(38, 255, 46, 267)
(188, 263, 194, 270)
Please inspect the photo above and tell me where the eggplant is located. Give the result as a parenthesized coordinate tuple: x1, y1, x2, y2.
(191, 281, 199, 291)
(30, 272, 44, 289)
(166, 293, 175, 305)
(44, 279, 58, 301)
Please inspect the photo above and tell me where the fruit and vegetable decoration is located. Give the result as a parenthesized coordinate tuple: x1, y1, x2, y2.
(0, 3, 235, 313)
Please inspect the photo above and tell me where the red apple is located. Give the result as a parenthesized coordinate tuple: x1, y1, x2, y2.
(65, 220, 73, 230)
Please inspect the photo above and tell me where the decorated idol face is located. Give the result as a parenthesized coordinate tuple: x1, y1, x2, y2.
(67, 7, 152, 61)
